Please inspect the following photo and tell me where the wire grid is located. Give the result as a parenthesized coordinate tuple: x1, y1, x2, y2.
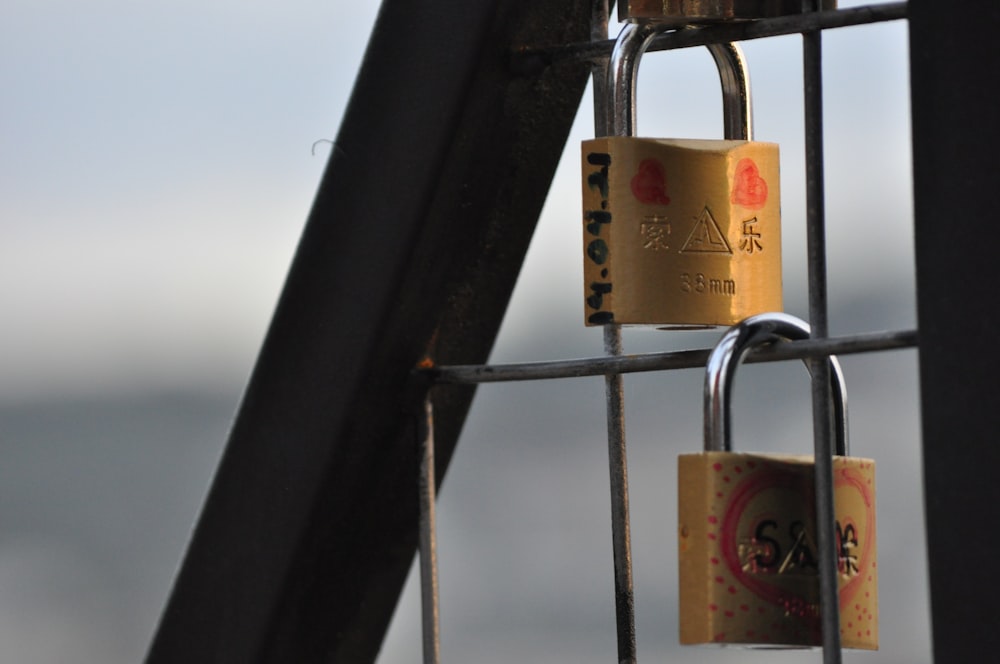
(418, 4, 912, 664)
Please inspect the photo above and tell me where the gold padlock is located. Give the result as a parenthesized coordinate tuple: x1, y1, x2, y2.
(678, 312, 877, 649)
(581, 26, 782, 326)
(619, 0, 837, 24)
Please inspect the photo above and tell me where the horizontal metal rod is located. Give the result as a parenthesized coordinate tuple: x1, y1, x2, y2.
(515, 3, 907, 65)
(424, 328, 916, 384)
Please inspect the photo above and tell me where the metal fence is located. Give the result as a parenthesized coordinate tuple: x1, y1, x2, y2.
(418, 6, 909, 663)
(147, 2, 1000, 663)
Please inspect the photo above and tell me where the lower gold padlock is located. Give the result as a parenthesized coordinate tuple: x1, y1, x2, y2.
(678, 312, 877, 649)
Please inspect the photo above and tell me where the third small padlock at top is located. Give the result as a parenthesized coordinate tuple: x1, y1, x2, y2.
(619, 0, 838, 24)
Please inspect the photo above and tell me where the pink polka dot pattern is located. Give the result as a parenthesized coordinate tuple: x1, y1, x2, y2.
(678, 451, 878, 649)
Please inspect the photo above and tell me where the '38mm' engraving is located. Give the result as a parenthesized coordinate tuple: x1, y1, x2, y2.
(679, 272, 736, 296)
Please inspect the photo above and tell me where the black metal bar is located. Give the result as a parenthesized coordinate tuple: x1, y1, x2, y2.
(427, 329, 916, 384)
(803, 7, 841, 660)
(145, 2, 594, 662)
(517, 3, 908, 65)
(910, 2, 1000, 662)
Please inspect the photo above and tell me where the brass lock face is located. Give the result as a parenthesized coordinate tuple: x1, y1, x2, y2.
(677, 312, 878, 649)
(581, 136, 782, 326)
(678, 452, 877, 649)
(619, 0, 838, 23)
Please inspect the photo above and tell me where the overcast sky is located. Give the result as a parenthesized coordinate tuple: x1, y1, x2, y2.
(2, 2, 382, 400)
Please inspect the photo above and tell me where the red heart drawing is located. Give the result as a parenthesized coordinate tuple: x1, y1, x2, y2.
(730, 158, 768, 209)
(630, 158, 671, 205)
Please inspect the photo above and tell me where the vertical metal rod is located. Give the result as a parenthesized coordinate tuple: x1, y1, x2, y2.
(419, 394, 441, 664)
(591, 0, 611, 133)
(802, 11, 842, 664)
(597, 12, 638, 663)
(604, 325, 637, 664)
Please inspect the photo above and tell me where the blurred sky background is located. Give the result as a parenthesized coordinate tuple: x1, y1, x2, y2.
(1, 2, 923, 662)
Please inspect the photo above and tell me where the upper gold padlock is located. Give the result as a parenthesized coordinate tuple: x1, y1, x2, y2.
(619, 0, 837, 23)
(581, 25, 782, 326)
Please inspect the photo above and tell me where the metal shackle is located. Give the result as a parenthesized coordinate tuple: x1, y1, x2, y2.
(606, 22, 752, 141)
(704, 312, 849, 454)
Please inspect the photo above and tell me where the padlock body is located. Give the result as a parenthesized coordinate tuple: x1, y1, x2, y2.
(678, 452, 877, 649)
(581, 137, 782, 326)
(619, 0, 837, 23)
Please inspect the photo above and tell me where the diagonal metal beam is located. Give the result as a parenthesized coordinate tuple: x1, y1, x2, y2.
(146, 1, 592, 661)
